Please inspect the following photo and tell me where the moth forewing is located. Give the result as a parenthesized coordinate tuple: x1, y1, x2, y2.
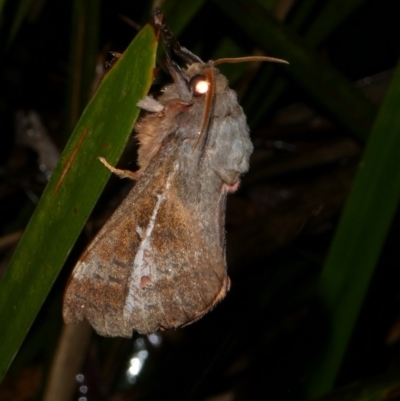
(63, 128, 234, 337)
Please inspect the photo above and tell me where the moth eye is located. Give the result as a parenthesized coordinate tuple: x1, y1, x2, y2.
(190, 75, 209, 96)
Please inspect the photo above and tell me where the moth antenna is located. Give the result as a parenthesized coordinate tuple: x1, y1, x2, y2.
(213, 56, 289, 66)
(192, 68, 215, 153)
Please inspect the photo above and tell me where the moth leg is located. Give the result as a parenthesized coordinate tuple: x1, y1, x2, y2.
(98, 157, 138, 180)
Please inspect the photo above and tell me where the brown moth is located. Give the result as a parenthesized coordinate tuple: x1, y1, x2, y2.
(63, 10, 287, 338)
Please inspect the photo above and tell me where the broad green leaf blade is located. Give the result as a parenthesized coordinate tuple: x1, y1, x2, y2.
(213, 0, 377, 141)
(307, 61, 400, 398)
(0, 22, 158, 382)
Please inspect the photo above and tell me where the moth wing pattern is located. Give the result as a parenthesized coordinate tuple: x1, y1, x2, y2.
(63, 138, 230, 337)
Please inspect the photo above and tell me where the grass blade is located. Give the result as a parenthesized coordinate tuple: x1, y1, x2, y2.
(307, 61, 400, 398)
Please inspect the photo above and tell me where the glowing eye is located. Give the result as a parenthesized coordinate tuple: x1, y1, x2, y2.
(194, 80, 209, 94)
(190, 75, 209, 96)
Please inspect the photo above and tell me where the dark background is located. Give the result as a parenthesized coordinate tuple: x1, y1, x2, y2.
(0, 0, 400, 400)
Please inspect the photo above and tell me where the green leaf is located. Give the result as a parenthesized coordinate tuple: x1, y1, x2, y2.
(0, 22, 158, 382)
(307, 60, 400, 398)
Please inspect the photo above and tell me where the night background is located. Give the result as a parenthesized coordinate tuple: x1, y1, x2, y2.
(0, 0, 400, 400)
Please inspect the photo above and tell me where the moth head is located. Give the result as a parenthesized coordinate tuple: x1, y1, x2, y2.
(153, 9, 288, 150)
(178, 57, 289, 151)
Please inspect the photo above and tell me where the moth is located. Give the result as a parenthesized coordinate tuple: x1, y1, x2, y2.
(63, 10, 287, 338)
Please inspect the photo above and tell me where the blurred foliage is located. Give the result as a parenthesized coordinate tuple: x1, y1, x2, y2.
(0, 0, 400, 400)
